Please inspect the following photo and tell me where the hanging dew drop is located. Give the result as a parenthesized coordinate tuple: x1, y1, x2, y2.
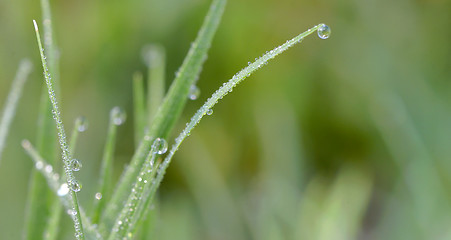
(70, 180, 82, 192)
(95, 192, 102, 200)
(188, 85, 200, 100)
(152, 138, 168, 155)
(206, 109, 213, 115)
(57, 183, 69, 196)
(111, 107, 126, 125)
(71, 159, 82, 171)
(317, 24, 331, 39)
(76, 116, 88, 132)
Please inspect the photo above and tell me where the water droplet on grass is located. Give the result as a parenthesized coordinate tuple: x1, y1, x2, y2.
(111, 107, 126, 125)
(188, 85, 200, 100)
(71, 159, 82, 171)
(35, 161, 44, 170)
(70, 180, 82, 192)
(206, 109, 213, 115)
(317, 24, 331, 39)
(95, 192, 102, 200)
(77, 116, 88, 132)
(152, 138, 168, 155)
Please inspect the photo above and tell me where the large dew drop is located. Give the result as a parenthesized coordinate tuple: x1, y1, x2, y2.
(71, 159, 82, 171)
(95, 192, 102, 200)
(152, 138, 168, 155)
(111, 107, 126, 125)
(70, 180, 82, 192)
(188, 85, 200, 100)
(77, 116, 88, 132)
(317, 24, 331, 39)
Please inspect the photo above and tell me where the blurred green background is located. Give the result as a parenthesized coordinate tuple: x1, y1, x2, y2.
(1, 0, 451, 239)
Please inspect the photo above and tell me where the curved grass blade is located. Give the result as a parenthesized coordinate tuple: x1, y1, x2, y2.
(92, 107, 123, 224)
(142, 24, 326, 220)
(0, 59, 32, 164)
(101, 0, 227, 230)
(22, 140, 102, 240)
(33, 20, 85, 240)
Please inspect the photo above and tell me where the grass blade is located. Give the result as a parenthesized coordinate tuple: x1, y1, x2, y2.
(107, 140, 160, 240)
(33, 20, 85, 240)
(0, 59, 32, 164)
(92, 107, 124, 224)
(44, 116, 87, 240)
(101, 0, 227, 230)
(145, 24, 326, 218)
(21, 140, 102, 240)
(143, 44, 166, 125)
(132, 72, 146, 145)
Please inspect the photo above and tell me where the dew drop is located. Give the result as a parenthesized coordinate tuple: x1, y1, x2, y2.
(188, 85, 200, 100)
(152, 138, 168, 155)
(70, 180, 82, 192)
(111, 107, 126, 125)
(35, 161, 44, 170)
(206, 109, 213, 115)
(45, 165, 53, 173)
(95, 192, 102, 200)
(77, 116, 88, 132)
(71, 159, 82, 171)
(317, 24, 331, 39)
(57, 183, 69, 196)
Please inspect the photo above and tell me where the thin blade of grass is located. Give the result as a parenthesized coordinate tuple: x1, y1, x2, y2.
(33, 20, 85, 240)
(101, 0, 227, 230)
(143, 24, 324, 221)
(133, 72, 146, 145)
(92, 107, 123, 224)
(143, 44, 166, 125)
(107, 141, 160, 240)
(21, 140, 102, 240)
(25, 1, 60, 237)
(0, 59, 32, 163)
(44, 116, 87, 240)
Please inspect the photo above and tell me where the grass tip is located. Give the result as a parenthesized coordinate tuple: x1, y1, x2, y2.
(33, 20, 38, 32)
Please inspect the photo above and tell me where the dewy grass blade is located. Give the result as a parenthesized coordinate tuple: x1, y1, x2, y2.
(44, 116, 87, 240)
(21, 140, 102, 240)
(25, 1, 60, 237)
(145, 24, 328, 215)
(107, 141, 160, 240)
(132, 72, 146, 145)
(101, 0, 227, 230)
(0, 59, 32, 164)
(33, 20, 85, 240)
(143, 44, 166, 126)
(92, 107, 123, 224)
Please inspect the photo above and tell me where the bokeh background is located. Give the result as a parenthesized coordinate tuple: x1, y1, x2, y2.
(1, 0, 451, 239)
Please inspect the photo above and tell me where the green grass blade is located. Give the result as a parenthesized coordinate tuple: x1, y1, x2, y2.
(132, 72, 146, 145)
(107, 141, 160, 240)
(21, 140, 102, 240)
(43, 116, 87, 240)
(0, 59, 32, 164)
(33, 20, 85, 240)
(25, 1, 60, 237)
(101, 0, 227, 230)
(145, 24, 326, 216)
(143, 44, 166, 125)
(92, 107, 124, 224)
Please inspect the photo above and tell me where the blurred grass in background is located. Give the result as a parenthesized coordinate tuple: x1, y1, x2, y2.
(0, 0, 450, 239)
